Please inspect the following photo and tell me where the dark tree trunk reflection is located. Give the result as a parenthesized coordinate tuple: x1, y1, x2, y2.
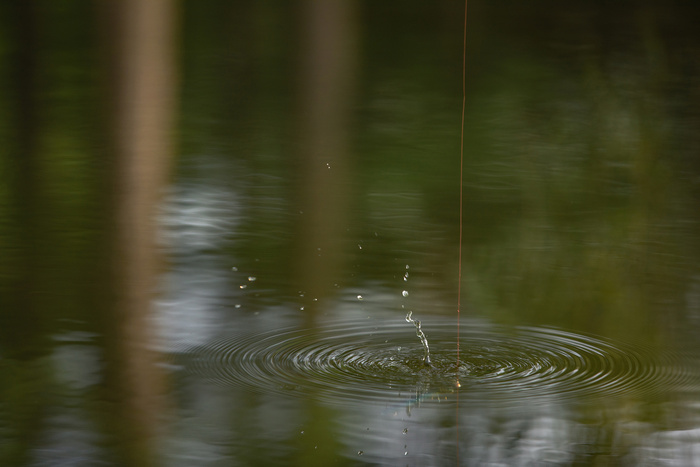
(0, 3, 48, 465)
(294, 0, 358, 323)
(2, 0, 45, 359)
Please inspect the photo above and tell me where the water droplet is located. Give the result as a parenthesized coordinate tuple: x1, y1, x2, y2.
(358, 451, 364, 456)
(357, 295, 363, 300)
(248, 276, 256, 282)
(300, 306, 305, 311)
(301, 431, 304, 435)
(402, 290, 408, 297)
(239, 285, 247, 289)
(235, 304, 241, 308)
(404, 451, 408, 456)
(326, 163, 331, 169)
(358, 244, 362, 250)
(231, 266, 238, 272)
(405, 264, 409, 270)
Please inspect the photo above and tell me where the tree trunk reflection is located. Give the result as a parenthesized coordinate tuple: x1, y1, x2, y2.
(98, 1, 178, 465)
(294, 0, 358, 324)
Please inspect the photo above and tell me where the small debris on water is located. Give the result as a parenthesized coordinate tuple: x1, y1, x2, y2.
(357, 295, 363, 300)
(248, 276, 256, 281)
(402, 290, 409, 297)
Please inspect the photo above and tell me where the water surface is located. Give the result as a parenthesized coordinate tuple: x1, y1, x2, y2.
(2, 1, 700, 466)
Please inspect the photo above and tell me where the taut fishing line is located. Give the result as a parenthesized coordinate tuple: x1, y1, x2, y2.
(457, 0, 468, 460)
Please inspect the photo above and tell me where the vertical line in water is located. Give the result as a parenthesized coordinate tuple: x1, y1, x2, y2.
(457, 0, 467, 385)
(457, 0, 468, 462)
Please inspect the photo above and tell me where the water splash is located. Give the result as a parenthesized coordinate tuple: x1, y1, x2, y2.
(405, 311, 431, 365)
(179, 319, 694, 406)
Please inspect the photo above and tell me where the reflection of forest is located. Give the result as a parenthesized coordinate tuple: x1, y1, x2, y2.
(1, 1, 178, 465)
(462, 3, 700, 343)
(1, 0, 700, 465)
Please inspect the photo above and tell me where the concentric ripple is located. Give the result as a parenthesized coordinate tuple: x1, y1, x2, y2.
(177, 318, 695, 407)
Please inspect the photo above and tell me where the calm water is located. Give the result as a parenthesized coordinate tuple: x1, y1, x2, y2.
(2, 1, 700, 466)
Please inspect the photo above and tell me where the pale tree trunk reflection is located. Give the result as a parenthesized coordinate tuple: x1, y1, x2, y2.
(98, 1, 178, 465)
(295, 0, 358, 325)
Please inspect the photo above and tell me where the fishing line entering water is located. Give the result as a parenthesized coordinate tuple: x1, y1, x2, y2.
(457, 4, 469, 462)
(405, 311, 431, 365)
(457, 0, 468, 388)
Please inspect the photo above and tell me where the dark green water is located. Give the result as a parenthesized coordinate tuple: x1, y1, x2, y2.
(2, 1, 700, 465)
